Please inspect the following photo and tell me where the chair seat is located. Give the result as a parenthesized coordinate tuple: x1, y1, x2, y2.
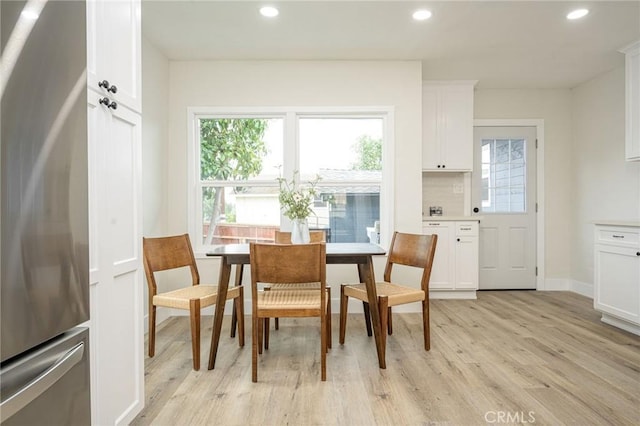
(153, 285, 241, 310)
(343, 282, 425, 307)
(257, 290, 322, 314)
(266, 282, 330, 290)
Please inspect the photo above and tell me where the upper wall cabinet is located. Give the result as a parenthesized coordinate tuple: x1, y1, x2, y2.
(620, 40, 640, 161)
(422, 81, 477, 171)
(87, 0, 141, 113)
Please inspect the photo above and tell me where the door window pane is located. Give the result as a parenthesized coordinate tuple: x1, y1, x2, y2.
(481, 138, 527, 213)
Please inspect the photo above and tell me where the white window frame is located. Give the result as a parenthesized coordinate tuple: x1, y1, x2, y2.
(187, 106, 394, 256)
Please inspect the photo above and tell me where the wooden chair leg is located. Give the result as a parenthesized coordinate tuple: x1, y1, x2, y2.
(362, 301, 373, 337)
(189, 299, 201, 371)
(321, 309, 327, 381)
(422, 298, 431, 351)
(258, 316, 263, 355)
(236, 287, 245, 347)
(326, 287, 332, 349)
(387, 306, 393, 335)
(339, 285, 348, 345)
(252, 315, 259, 382)
(148, 304, 156, 357)
(378, 296, 388, 363)
(264, 318, 270, 350)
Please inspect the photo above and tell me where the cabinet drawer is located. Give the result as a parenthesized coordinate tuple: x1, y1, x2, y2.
(456, 222, 478, 236)
(423, 221, 447, 228)
(597, 228, 640, 247)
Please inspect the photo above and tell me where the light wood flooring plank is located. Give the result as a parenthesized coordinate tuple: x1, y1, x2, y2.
(132, 291, 640, 426)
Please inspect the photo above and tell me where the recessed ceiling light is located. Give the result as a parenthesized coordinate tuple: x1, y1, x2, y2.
(260, 6, 279, 18)
(412, 10, 432, 21)
(412, 9, 432, 21)
(567, 8, 589, 20)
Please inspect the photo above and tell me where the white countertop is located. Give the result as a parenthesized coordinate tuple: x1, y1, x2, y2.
(593, 220, 640, 227)
(423, 216, 482, 222)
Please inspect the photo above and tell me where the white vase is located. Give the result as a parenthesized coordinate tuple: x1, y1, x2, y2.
(291, 218, 310, 244)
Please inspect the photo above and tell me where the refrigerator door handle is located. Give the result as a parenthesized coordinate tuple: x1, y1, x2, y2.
(0, 342, 85, 423)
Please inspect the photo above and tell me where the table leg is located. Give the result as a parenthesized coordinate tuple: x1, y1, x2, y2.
(357, 257, 386, 369)
(230, 264, 244, 338)
(208, 255, 231, 370)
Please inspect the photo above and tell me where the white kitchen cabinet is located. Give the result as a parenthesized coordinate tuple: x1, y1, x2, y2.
(86, 0, 144, 424)
(87, 0, 142, 113)
(423, 220, 479, 298)
(422, 81, 476, 171)
(620, 40, 640, 161)
(594, 223, 640, 335)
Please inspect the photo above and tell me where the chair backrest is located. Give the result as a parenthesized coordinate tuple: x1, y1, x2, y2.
(384, 232, 437, 292)
(274, 230, 326, 243)
(142, 234, 199, 295)
(249, 242, 326, 302)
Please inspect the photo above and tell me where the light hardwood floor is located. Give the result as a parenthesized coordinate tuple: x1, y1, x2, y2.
(132, 291, 640, 425)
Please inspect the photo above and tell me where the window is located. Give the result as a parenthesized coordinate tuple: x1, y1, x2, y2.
(481, 138, 526, 213)
(188, 108, 392, 253)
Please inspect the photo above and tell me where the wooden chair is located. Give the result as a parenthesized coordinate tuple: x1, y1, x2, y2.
(339, 232, 437, 357)
(250, 242, 328, 382)
(143, 234, 244, 370)
(266, 230, 330, 347)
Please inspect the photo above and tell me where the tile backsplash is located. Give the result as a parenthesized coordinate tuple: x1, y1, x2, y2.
(422, 172, 465, 217)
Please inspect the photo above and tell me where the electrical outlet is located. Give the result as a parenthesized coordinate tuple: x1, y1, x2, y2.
(453, 183, 463, 194)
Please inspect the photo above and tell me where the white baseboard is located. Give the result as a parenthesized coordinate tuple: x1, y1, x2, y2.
(542, 278, 593, 299)
(571, 280, 593, 298)
(543, 278, 571, 291)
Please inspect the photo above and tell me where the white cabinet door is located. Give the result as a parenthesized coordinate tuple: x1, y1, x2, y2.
(620, 40, 640, 161)
(422, 86, 441, 170)
(595, 243, 640, 325)
(87, 0, 141, 113)
(88, 89, 144, 425)
(455, 236, 479, 289)
(423, 222, 454, 289)
(422, 82, 476, 171)
(440, 86, 474, 170)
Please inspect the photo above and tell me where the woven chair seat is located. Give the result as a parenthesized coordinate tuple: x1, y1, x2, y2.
(257, 289, 322, 312)
(266, 282, 328, 290)
(343, 282, 425, 307)
(153, 285, 241, 310)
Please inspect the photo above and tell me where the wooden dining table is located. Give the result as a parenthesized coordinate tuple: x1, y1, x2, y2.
(206, 242, 388, 370)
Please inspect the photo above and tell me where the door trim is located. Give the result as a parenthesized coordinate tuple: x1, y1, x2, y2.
(473, 119, 545, 291)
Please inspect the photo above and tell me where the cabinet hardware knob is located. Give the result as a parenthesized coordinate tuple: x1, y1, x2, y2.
(98, 79, 117, 94)
(442, 164, 446, 168)
(437, 165, 441, 168)
(637, 252, 640, 256)
(473, 207, 479, 213)
(99, 97, 117, 110)
(457, 238, 460, 242)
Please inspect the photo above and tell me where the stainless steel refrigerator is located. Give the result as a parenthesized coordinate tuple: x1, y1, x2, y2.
(1, 1, 91, 424)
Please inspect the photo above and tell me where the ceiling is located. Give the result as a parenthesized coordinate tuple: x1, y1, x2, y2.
(142, 0, 640, 89)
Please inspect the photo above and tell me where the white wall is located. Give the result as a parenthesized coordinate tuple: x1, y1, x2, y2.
(474, 89, 573, 281)
(570, 66, 640, 292)
(166, 60, 423, 302)
(141, 36, 170, 325)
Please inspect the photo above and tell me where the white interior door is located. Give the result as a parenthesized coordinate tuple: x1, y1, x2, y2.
(472, 126, 537, 289)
